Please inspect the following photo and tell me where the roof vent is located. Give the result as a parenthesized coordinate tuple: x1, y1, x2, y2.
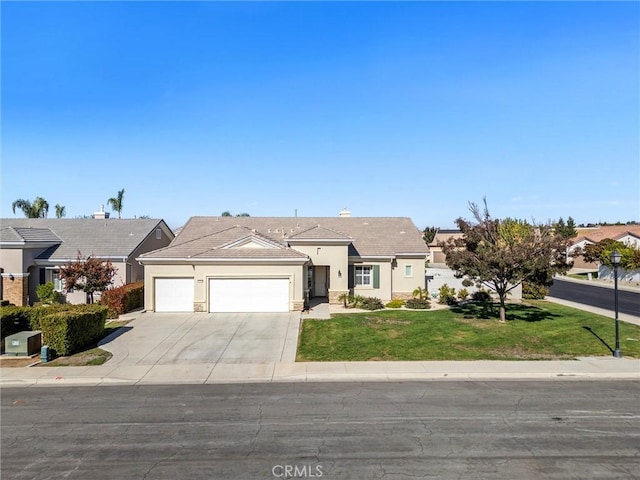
(339, 208, 351, 218)
(93, 205, 110, 220)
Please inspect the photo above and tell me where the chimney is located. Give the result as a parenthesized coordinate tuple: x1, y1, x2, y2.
(94, 205, 110, 219)
(339, 208, 351, 218)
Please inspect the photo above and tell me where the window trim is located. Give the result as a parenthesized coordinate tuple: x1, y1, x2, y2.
(354, 266, 372, 286)
(404, 264, 413, 278)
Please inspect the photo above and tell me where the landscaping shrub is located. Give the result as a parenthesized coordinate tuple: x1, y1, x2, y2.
(385, 299, 405, 308)
(29, 304, 72, 330)
(0, 306, 32, 339)
(405, 298, 431, 309)
(100, 281, 144, 318)
(457, 288, 469, 301)
(35, 282, 62, 305)
(40, 306, 108, 356)
(471, 290, 492, 303)
(1, 300, 12, 307)
(438, 284, 457, 305)
(522, 282, 549, 300)
(29, 304, 108, 330)
(360, 297, 384, 310)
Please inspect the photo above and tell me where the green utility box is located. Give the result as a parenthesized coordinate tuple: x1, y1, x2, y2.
(5, 331, 42, 356)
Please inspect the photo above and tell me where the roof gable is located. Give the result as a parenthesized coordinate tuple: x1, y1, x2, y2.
(288, 225, 352, 241)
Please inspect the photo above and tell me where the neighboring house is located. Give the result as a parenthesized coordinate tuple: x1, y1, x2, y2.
(0, 217, 174, 306)
(427, 229, 463, 264)
(137, 213, 429, 313)
(568, 226, 640, 269)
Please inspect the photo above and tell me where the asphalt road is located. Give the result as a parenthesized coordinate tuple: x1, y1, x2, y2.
(549, 278, 640, 317)
(3, 381, 639, 479)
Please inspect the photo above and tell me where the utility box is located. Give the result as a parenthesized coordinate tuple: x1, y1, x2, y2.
(5, 331, 42, 357)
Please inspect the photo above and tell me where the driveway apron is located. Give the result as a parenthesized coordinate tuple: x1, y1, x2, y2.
(100, 312, 300, 366)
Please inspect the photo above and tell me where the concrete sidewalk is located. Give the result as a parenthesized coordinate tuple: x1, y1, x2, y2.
(1, 356, 638, 388)
(2, 299, 639, 388)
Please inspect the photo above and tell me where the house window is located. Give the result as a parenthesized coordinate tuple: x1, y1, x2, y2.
(404, 264, 413, 277)
(156, 228, 162, 240)
(52, 270, 65, 291)
(355, 266, 372, 286)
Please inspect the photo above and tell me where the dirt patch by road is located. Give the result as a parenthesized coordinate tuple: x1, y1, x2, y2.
(0, 355, 40, 368)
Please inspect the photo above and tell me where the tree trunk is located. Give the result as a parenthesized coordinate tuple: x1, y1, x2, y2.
(499, 303, 506, 323)
(498, 292, 507, 323)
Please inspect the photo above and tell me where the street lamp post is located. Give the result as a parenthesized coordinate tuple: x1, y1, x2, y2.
(610, 249, 622, 358)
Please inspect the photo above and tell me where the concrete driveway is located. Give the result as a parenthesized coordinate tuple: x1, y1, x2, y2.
(99, 312, 301, 367)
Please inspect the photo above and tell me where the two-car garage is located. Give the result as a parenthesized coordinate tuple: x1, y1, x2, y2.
(154, 277, 290, 313)
(209, 278, 289, 313)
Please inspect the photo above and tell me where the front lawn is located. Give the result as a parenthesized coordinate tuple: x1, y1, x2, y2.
(296, 301, 640, 361)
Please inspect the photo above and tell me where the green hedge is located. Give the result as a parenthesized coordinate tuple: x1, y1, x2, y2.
(40, 307, 107, 356)
(522, 282, 549, 300)
(28, 304, 106, 330)
(100, 281, 144, 318)
(0, 306, 32, 339)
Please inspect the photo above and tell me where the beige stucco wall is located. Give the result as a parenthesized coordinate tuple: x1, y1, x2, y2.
(143, 263, 305, 312)
(0, 248, 25, 274)
(289, 244, 348, 293)
(392, 257, 426, 298)
(351, 260, 392, 301)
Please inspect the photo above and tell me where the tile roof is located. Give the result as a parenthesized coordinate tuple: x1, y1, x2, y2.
(141, 216, 428, 260)
(0, 218, 171, 260)
(0, 227, 61, 244)
(573, 225, 640, 245)
(288, 225, 353, 240)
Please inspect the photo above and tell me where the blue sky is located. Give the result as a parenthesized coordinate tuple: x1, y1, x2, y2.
(2, 1, 638, 230)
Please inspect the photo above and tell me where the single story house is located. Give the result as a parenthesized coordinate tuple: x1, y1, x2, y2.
(137, 214, 429, 313)
(568, 226, 640, 269)
(0, 217, 174, 306)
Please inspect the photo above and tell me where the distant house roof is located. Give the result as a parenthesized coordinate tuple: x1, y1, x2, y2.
(0, 218, 172, 261)
(429, 229, 463, 246)
(572, 225, 640, 246)
(139, 216, 428, 261)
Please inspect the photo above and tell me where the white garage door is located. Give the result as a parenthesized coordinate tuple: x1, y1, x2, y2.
(209, 278, 289, 313)
(155, 278, 194, 312)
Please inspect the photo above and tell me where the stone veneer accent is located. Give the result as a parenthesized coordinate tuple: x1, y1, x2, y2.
(193, 303, 206, 312)
(292, 301, 304, 311)
(2, 275, 29, 306)
(392, 292, 415, 301)
(328, 290, 349, 304)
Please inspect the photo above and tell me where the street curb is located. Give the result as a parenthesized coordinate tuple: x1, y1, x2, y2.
(2, 358, 638, 388)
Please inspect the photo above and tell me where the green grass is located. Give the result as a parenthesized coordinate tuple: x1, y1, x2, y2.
(296, 301, 640, 361)
(40, 320, 129, 367)
(568, 272, 598, 280)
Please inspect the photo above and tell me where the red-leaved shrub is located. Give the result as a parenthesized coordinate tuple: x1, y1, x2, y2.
(100, 282, 144, 318)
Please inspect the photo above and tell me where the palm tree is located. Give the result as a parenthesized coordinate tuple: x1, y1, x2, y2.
(12, 196, 49, 218)
(55, 204, 66, 218)
(412, 286, 428, 300)
(107, 189, 125, 219)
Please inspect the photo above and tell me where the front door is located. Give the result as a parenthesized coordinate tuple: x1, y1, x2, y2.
(313, 266, 329, 297)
